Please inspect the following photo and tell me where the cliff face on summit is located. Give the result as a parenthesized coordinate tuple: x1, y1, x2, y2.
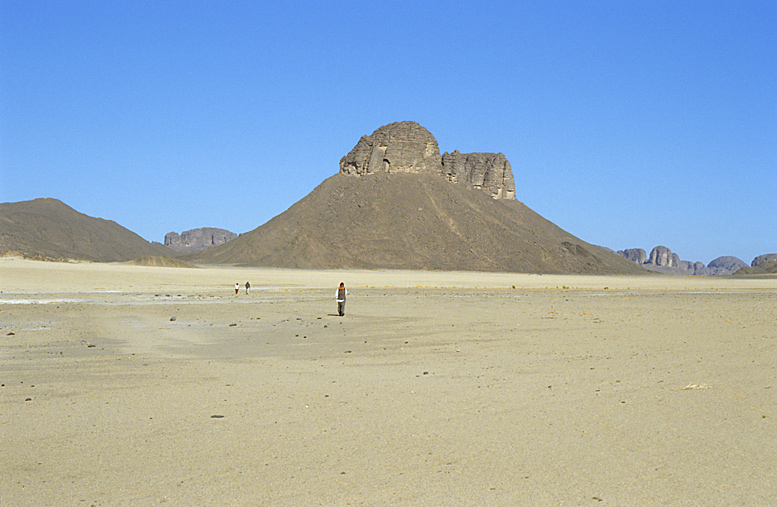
(190, 121, 642, 274)
(339, 121, 444, 177)
(339, 121, 515, 200)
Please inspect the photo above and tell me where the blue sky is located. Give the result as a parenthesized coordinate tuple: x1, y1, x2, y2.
(2, 1, 775, 265)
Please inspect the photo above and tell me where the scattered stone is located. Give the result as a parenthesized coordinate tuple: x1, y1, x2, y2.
(170, 316, 177, 321)
(229, 323, 237, 327)
(210, 414, 224, 418)
(681, 383, 712, 390)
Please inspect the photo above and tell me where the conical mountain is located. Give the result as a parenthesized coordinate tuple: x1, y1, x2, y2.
(190, 172, 639, 273)
(189, 121, 644, 274)
(0, 198, 173, 262)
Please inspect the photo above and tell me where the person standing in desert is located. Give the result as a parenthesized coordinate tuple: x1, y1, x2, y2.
(335, 282, 347, 316)
(234, 282, 239, 295)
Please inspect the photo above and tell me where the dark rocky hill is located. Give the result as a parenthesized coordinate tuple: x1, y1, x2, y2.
(0, 198, 173, 262)
(751, 254, 777, 267)
(734, 260, 777, 276)
(189, 122, 644, 274)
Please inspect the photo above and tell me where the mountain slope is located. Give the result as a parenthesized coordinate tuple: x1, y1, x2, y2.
(734, 260, 777, 276)
(0, 198, 173, 262)
(189, 172, 644, 274)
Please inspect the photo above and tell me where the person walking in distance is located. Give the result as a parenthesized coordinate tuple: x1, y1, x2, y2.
(245, 281, 250, 295)
(234, 282, 239, 295)
(336, 282, 347, 317)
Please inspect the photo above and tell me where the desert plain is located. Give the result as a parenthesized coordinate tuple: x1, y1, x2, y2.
(1, 257, 776, 506)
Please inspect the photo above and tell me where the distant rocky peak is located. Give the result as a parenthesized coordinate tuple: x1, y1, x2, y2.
(339, 121, 516, 200)
(648, 245, 680, 267)
(617, 248, 647, 264)
(752, 253, 777, 267)
(164, 227, 237, 253)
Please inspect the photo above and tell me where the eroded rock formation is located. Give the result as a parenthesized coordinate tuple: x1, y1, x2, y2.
(339, 121, 443, 176)
(616, 245, 747, 275)
(441, 151, 515, 199)
(706, 256, 747, 275)
(339, 121, 515, 200)
(648, 246, 681, 268)
(617, 248, 647, 265)
(165, 228, 237, 253)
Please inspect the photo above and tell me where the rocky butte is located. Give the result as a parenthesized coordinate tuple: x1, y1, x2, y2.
(339, 121, 516, 200)
(189, 121, 644, 274)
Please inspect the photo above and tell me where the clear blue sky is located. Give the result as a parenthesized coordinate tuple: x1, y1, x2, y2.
(2, 1, 775, 265)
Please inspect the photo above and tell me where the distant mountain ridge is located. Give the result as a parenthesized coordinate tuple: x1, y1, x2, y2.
(0, 198, 173, 262)
(615, 245, 753, 275)
(3, 127, 771, 273)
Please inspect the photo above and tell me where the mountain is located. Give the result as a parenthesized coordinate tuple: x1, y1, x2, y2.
(189, 122, 644, 274)
(734, 260, 777, 276)
(0, 198, 173, 262)
(751, 254, 777, 267)
(164, 228, 237, 253)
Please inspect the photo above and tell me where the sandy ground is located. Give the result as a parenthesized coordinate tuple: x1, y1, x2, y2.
(1, 257, 776, 506)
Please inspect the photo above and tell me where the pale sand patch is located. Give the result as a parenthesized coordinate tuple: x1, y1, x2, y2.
(1, 258, 776, 506)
